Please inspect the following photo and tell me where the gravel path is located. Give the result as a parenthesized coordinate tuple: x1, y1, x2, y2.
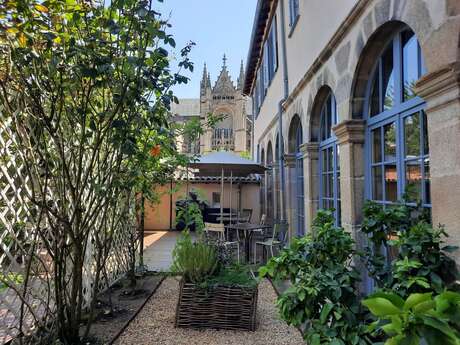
(115, 277, 304, 345)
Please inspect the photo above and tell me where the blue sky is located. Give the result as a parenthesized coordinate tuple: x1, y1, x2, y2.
(157, 0, 258, 99)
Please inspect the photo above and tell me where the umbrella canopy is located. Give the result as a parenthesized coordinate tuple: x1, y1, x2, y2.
(188, 151, 266, 177)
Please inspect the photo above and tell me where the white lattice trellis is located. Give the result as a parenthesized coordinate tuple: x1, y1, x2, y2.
(0, 116, 135, 344)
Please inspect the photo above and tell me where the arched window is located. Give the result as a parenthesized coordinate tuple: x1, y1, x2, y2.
(274, 135, 281, 220)
(266, 142, 274, 221)
(289, 116, 305, 236)
(319, 92, 341, 225)
(260, 148, 266, 217)
(365, 28, 429, 208)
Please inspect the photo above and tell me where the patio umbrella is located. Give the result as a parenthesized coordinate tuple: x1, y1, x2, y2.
(188, 151, 266, 223)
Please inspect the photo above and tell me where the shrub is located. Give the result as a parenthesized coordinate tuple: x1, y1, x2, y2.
(363, 291, 460, 345)
(260, 210, 373, 345)
(362, 201, 459, 295)
(171, 230, 218, 284)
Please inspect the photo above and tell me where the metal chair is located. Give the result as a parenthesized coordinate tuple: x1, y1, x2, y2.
(204, 222, 240, 263)
(253, 222, 288, 264)
(240, 209, 253, 223)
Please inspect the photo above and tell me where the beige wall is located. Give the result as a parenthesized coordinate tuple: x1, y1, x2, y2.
(250, 0, 460, 264)
(144, 182, 261, 230)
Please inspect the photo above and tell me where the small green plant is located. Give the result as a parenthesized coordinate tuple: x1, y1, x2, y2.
(204, 264, 257, 289)
(171, 230, 217, 283)
(363, 290, 460, 345)
(176, 201, 205, 234)
(260, 210, 372, 345)
(0, 272, 24, 291)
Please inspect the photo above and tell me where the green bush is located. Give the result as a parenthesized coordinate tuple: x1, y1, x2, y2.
(171, 230, 217, 283)
(204, 264, 257, 289)
(362, 201, 459, 295)
(175, 202, 205, 234)
(363, 291, 460, 345)
(260, 210, 372, 345)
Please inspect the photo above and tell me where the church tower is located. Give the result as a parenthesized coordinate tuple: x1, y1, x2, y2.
(200, 55, 250, 154)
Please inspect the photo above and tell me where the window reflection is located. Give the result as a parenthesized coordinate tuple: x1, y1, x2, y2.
(402, 30, 419, 101)
(384, 164, 398, 201)
(382, 43, 395, 111)
(404, 113, 420, 158)
(405, 160, 422, 202)
(384, 122, 396, 161)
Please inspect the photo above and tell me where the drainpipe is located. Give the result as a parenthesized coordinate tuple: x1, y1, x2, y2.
(278, 0, 289, 223)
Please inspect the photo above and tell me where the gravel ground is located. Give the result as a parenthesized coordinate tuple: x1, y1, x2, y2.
(115, 277, 304, 345)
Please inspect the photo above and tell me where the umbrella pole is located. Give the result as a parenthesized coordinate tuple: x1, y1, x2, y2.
(220, 168, 224, 224)
(230, 171, 233, 224)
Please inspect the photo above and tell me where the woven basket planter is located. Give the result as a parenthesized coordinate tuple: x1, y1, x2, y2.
(175, 278, 258, 331)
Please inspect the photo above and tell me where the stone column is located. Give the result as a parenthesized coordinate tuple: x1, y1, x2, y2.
(334, 119, 367, 292)
(415, 62, 460, 264)
(283, 153, 296, 242)
(300, 143, 319, 232)
(333, 120, 366, 236)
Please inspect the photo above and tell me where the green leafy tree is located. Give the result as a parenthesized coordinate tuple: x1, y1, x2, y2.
(0, 0, 199, 343)
(260, 210, 372, 345)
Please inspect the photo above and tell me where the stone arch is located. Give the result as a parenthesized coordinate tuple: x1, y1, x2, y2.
(288, 114, 303, 154)
(266, 141, 274, 166)
(213, 105, 235, 128)
(350, 20, 417, 119)
(260, 147, 265, 166)
(309, 85, 335, 142)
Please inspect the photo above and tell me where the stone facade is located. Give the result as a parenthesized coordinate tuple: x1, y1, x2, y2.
(245, 0, 460, 264)
(173, 57, 252, 155)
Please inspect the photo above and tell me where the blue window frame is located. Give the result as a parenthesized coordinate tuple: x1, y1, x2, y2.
(266, 143, 274, 221)
(274, 135, 281, 220)
(295, 123, 305, 236)
(289, 0, 299, 27)
(365, 28, 430, 208)
(260, 149, 266, 216)
(319, 92, 341, 225)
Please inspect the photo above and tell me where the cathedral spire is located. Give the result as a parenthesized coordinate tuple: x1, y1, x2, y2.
(237, 59, 245, 90)
(201, 62, 210, 95)
(222, 54, 227, 69)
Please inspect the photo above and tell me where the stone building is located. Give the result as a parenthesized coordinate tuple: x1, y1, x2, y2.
(145, 58, 259, 230)
(244, 0, 460, 268)
(172, 56, 252, 155)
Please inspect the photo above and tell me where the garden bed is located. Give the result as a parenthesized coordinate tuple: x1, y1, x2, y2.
(80, 273, 164, 344)
(175, 278, 258, 331)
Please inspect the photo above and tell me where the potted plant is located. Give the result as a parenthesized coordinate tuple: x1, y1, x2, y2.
(172, 230, 258, 331)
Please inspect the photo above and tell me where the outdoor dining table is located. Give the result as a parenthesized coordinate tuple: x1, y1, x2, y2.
(225, 223, 272, 263)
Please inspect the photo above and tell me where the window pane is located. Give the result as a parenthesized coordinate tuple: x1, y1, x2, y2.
(424, 158, 431, 204)
(372, 128, 382, 163)
(372, 166, 383, 200)
(369, 68, 380, 117)
(337, 170, 341, 199)
(336, 145, 340, 170)
(423, 111, 429, 155)
(322, 173, 328, 200)
(384, 122, 397, 161)
(384, 164, 398, 202)
(336, 201, 342, 226)
(320, 109, 326, 141)
(326, 95, 332, 139)
(404, 113, 420, 158)
(327, 147, 333, 171)
(405, 160, 422, 202)
(402, 30, 419, 101)
(322, 149, 328, 172)
(382, 43, 395, 111)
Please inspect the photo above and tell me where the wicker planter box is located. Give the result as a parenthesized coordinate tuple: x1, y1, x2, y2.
(175, 278, 258, 331)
